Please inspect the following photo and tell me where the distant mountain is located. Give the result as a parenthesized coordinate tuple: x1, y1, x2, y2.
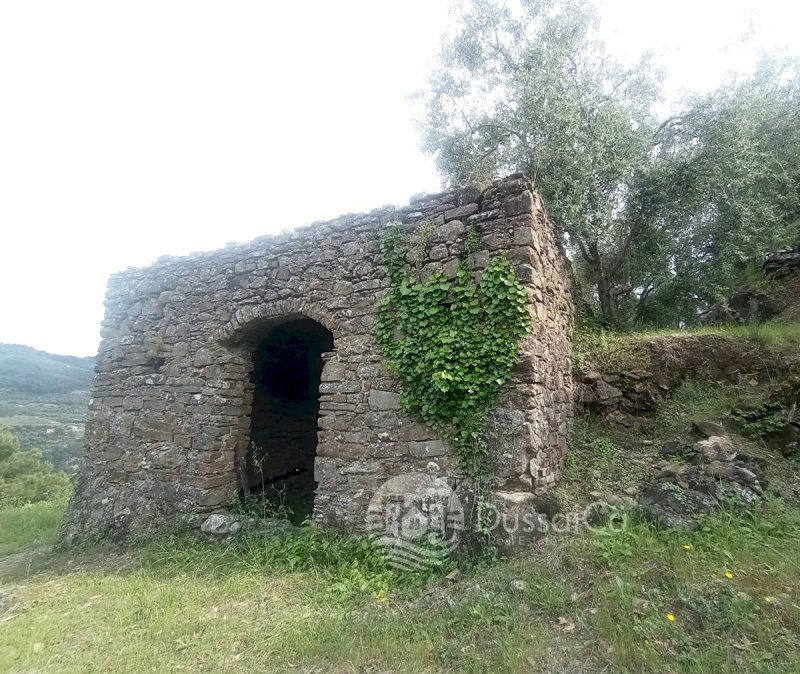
(0, 344, 95, 471)
(0, 344, 94, 394)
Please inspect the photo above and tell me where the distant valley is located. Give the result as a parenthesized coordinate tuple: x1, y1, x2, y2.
(0, 344, 94, 471)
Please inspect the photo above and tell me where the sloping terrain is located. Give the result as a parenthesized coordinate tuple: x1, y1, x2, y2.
(0, 344, 93, 395)
(2, 328, 800, 672)
(0, 344, 94, 471)
(570, 324, 800, 512)
(2, 492, 799, 672)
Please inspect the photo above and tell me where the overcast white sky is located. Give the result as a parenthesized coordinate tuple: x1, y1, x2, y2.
(1, 1, 798, 356)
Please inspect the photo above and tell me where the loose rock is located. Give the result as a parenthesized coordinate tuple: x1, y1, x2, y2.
(200, 513, 241, 535)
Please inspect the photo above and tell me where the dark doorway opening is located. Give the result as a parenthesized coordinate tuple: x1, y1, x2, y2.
(244, 318, 333, 524)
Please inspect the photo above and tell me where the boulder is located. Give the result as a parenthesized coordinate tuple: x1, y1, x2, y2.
(705, 461, 737, 480)
(531, 493, 561, 521)
(636, 482, 718, 529)
(200, 513, 241, 535)
(695, 436, 737, 463)
(657, 462, 687, 479)
(762, 244, 800, 279)
(594, 379, 622, 403)
(691, 420, 727, 438)
(606, 410, 636, 427)
(728, 285, 784, 324)
(660, 440, 692, 457)
(766, 423, 800, 457)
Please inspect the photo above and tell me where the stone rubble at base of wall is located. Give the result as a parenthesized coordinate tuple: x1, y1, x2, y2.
(62, 174, 574, 550)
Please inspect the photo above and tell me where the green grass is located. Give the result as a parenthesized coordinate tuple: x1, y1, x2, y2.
(653, 380, 740, 440)
(560, 414, 655, 500)
(0, 498, 66, 556)
(573, 322, 800, 373)
(2, 362, 799, 672)
(737, 321, 800, 346)
(581, 321, 800, 348)
(583, 500, 800, 672)
(2, 499, 800, 673)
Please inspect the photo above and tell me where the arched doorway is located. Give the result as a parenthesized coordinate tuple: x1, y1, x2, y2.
(243, 317, 334, 523)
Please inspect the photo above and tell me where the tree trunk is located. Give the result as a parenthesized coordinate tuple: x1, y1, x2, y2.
(596, 275, 619, 327)
(582, 238, 622, 328)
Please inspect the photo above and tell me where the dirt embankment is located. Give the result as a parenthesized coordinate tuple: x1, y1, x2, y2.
(575, 332, 800, 421)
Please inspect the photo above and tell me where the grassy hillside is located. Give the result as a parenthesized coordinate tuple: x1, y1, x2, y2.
(2, 353, 800, 673)
(0, 344, 93, 395)
(1, 495, 799, 673)
(0, 344, 93, 471)
(573, 322, 800, 374)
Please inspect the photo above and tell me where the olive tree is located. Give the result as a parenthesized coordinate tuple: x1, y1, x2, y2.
(420, 0, 800, 327)
(420, 0, 664, 326)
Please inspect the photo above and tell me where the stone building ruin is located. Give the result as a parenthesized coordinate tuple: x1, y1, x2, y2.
(63, 174, 574, 547)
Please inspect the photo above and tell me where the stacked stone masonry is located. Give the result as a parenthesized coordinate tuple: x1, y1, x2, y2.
(763, 244, 800, 279)
(63, 174, 574, 543)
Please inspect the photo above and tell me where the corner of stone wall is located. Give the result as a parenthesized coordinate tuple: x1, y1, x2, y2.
(478, 175, 574, 498)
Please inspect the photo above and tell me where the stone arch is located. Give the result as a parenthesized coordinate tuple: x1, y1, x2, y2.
(216, 305, 337, 524)
(213, 299, 342, 345)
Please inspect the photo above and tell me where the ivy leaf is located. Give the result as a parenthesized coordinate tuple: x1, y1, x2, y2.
(377, 244, 531, 480)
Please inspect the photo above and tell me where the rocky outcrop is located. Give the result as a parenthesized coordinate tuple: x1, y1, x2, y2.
(200, 513, 241, 535)
(727, 285, 787, 324)
(635, 425, 768, 529)
(731, 376, 800, 457)
(701, 244, 800, 325)
(574, 370, 660, 425)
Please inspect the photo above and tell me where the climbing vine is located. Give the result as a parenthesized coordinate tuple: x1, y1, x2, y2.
(376, 222, 531, 479)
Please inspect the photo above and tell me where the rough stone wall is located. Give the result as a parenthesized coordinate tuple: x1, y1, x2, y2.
(575, 334, 800, 431)
(63, 173, 573, 543)
(702, 244, 800, 326)
(763, 244, 800, 279)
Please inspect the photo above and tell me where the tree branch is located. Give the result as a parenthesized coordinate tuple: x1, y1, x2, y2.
(609, 221, 640, 276)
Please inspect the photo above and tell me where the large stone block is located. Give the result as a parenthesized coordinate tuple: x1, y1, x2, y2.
(368, 389, 402, 410)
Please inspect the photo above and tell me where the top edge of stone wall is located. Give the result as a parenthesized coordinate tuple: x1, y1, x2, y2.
(109, 173, 533, 280)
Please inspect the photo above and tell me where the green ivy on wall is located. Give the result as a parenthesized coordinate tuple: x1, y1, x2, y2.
(376, 222, 531, 479)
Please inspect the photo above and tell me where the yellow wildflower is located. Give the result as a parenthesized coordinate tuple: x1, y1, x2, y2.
(683, 544, 692, 551)
(667, 613, 676, 622)
(725, 571, 734, 579)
